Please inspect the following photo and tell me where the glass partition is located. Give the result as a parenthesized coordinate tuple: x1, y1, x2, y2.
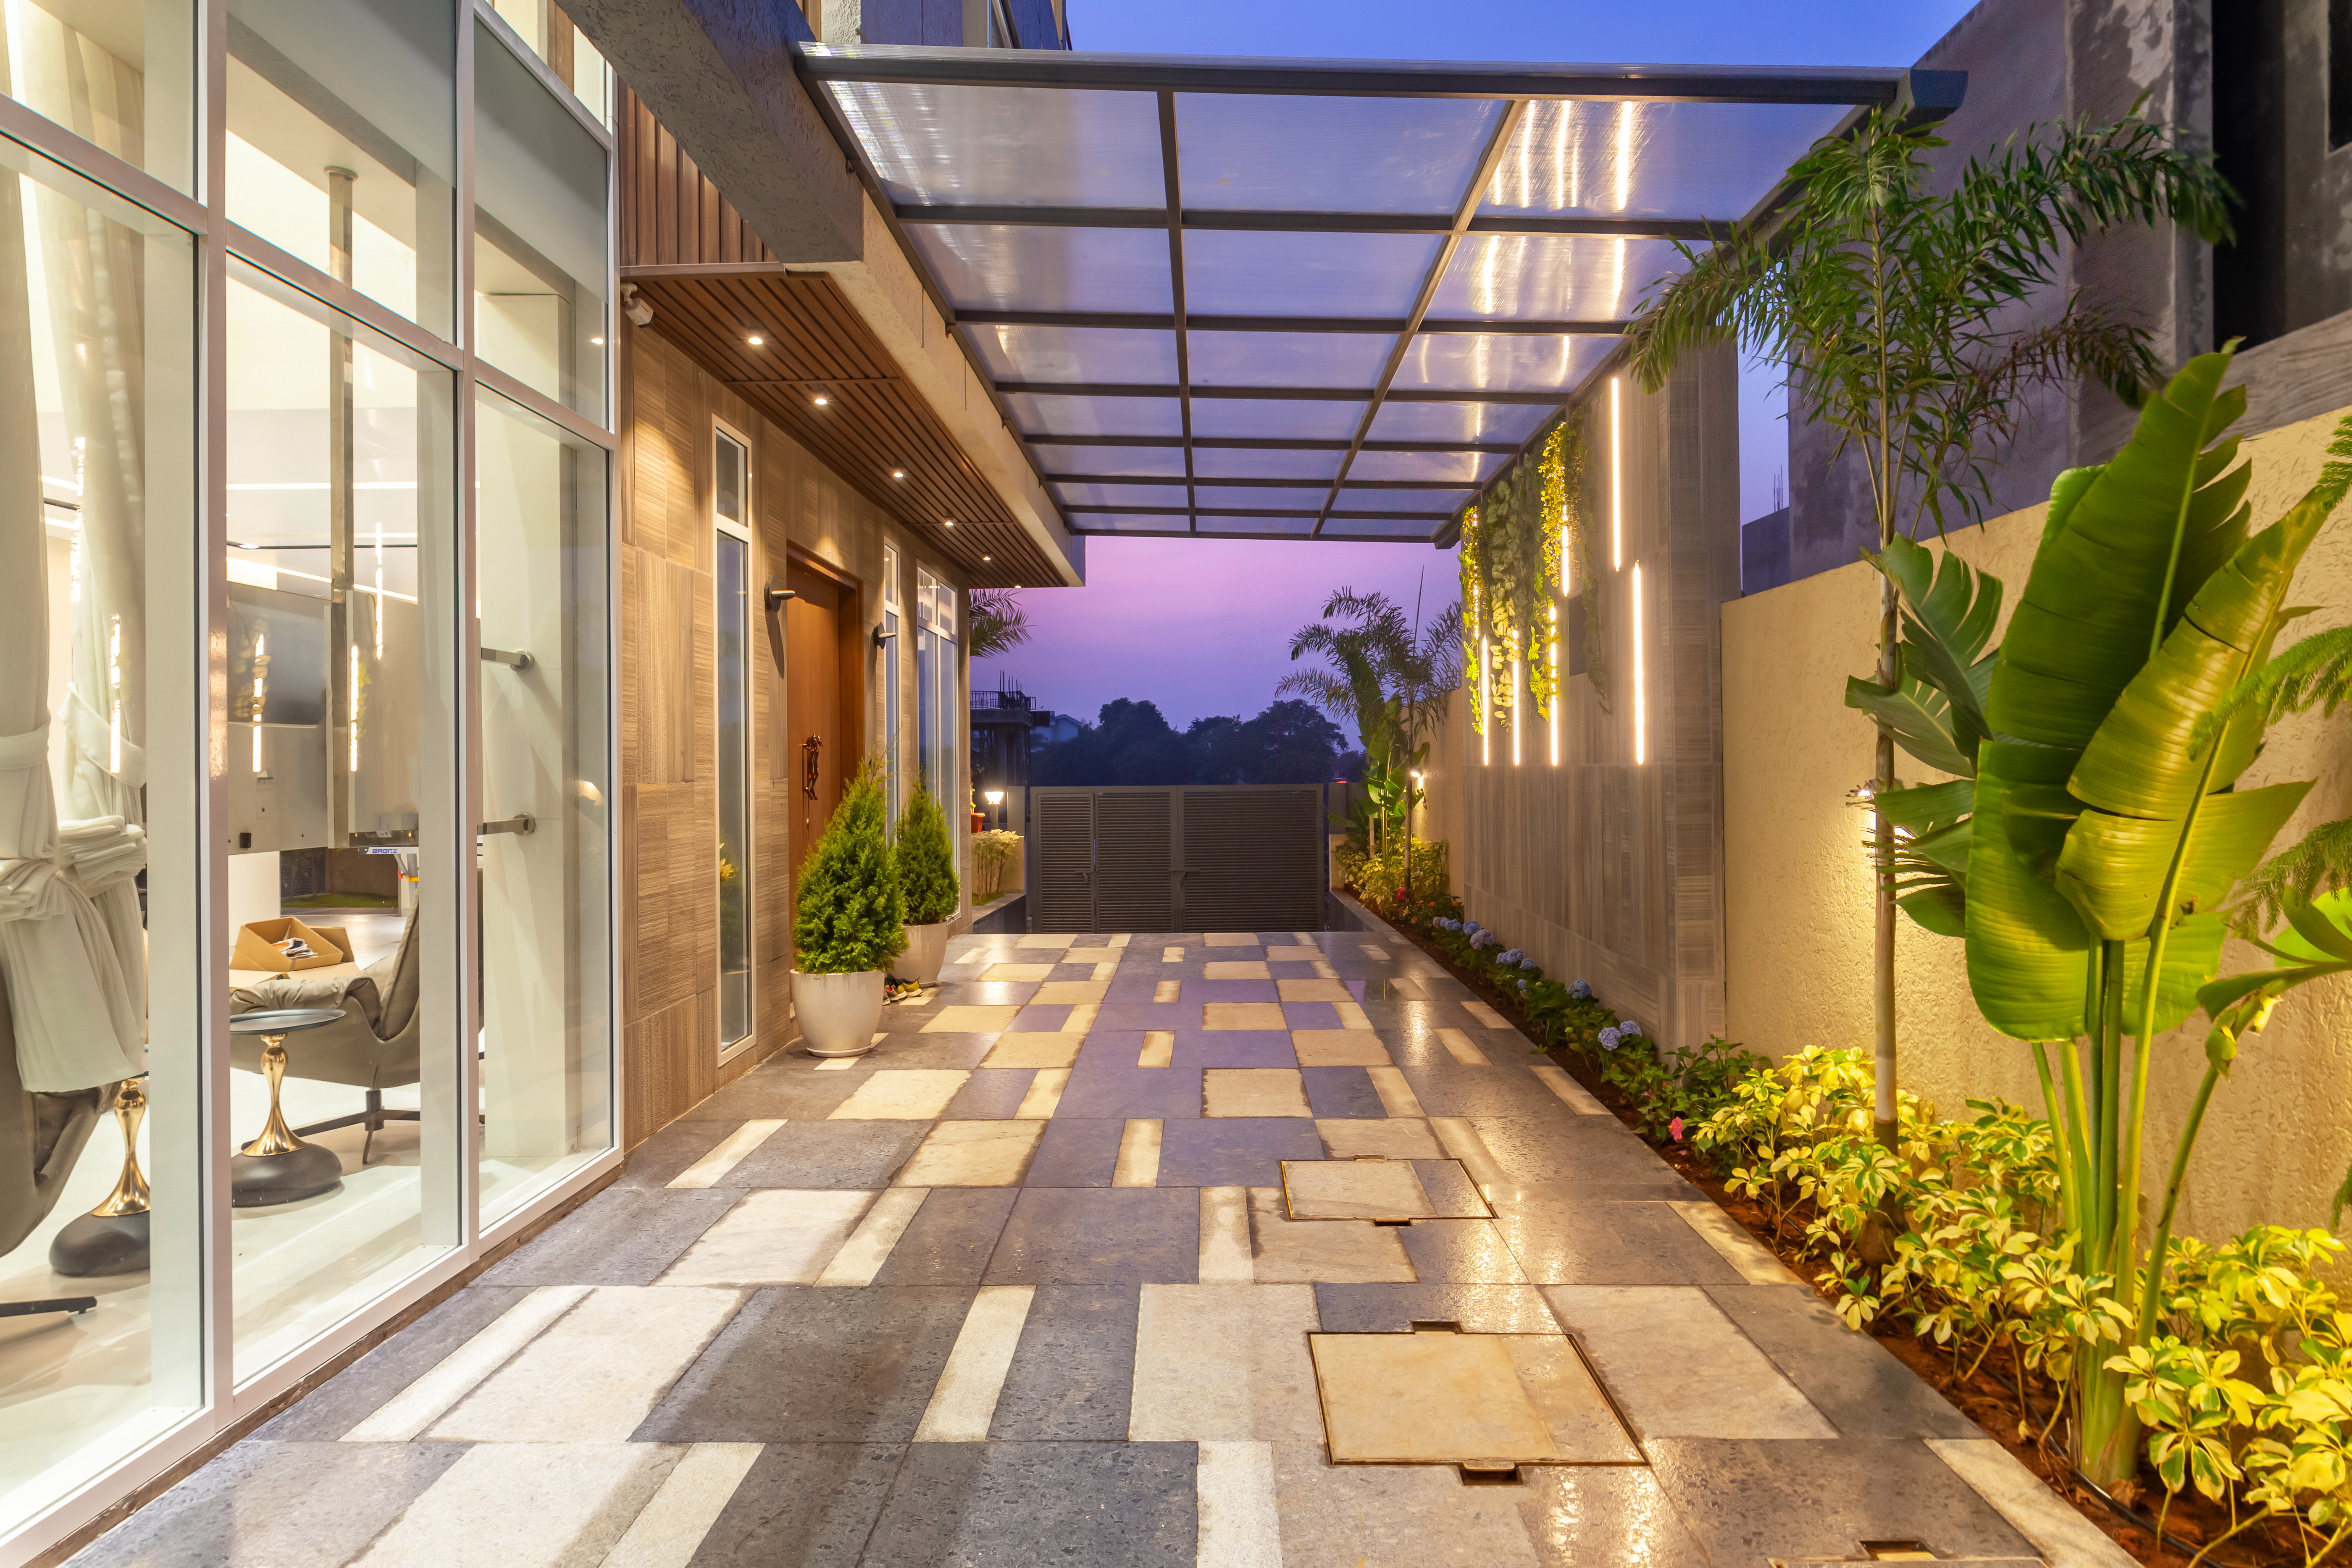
(225, 0, 458, 337)
(480, 0, 610, 128)
(0, 0, 194, 191)
(476, 387, 611, 1226)
(0, 136, 199, 1538)
(712, 429, 750, 1054)
(473, 16, 607, 421)
(221, 265, 458, 1382)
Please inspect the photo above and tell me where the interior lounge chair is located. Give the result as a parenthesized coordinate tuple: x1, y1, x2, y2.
(0, 983, 107, 1259)
(229, 910, 421, 1162)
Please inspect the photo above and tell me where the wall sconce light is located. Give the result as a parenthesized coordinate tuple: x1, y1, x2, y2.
(1631, 559, 1647, 764)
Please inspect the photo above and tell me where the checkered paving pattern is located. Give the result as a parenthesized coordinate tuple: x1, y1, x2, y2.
(69, 929, 2105, 1567)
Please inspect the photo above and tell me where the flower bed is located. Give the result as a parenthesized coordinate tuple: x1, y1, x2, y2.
(1365, 893, 2348, 1567)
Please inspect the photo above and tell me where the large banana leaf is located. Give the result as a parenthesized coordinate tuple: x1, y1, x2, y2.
(2197, 891, 2352, 1061)
(1967, 751, 2095, 1039)
(1988, 352, 2252, 753)
(2055, 782, 2313, 939)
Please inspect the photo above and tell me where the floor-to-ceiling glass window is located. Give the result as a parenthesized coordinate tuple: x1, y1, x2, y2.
(915, 565, 937, 800)
(0, 123, 201, 1545)
(476, 389, 610, 1225)
(712, 427, 751, 1051)
(0, 0, 618, 1553)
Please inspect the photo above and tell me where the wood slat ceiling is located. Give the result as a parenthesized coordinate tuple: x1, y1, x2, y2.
(629, 272, 1059, 589)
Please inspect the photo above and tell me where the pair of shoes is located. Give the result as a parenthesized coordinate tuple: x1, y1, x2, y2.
(883, 976, 923, 1003)
(274, 939, 317, 962)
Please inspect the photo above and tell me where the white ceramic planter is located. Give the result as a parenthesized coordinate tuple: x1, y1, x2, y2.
(901, 921, 952, 986)
(794, 969, 886, 1057)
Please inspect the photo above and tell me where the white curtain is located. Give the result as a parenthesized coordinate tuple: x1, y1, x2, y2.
(0, 25, 147, 1094)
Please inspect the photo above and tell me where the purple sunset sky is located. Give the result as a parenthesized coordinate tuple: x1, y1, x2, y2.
(974, 0, 1980, 730)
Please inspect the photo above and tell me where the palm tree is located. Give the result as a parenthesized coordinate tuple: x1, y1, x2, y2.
(1280, 587, 1459, 852)
(967, 588, 1031, 661)
(1623, 105, 2232, 1150)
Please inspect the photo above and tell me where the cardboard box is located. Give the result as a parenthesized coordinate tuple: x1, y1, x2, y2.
(231, 917, 349, 973)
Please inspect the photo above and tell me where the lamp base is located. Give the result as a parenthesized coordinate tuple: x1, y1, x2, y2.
(230, 1143, 344, 1207)
(50, 1211, 150, 1277)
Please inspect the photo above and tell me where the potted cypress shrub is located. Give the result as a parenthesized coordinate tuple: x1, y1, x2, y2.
(894, 784, 960, 986)
(792, 769, 905, 1056)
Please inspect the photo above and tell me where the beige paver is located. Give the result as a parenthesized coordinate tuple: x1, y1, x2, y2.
(1204, 1002, 1286, 1031)
(1204, 1068, 1312, 1118)
(1290, 1029, 1390, 1066)
(894, 1120, 1046, 1186)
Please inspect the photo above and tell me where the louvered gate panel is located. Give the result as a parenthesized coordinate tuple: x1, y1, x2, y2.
(1180, 788, 1322, 931)
(1029, 790, 1096, 932)
(1093, 791, 1175, 931)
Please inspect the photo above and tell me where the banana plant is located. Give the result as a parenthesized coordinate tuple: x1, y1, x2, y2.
(1962, 346, 2352, 1486)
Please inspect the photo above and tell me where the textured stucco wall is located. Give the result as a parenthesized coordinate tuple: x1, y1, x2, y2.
(1724, 402, 2352, 1248)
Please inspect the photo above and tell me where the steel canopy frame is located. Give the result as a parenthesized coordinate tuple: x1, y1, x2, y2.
(797, 44, 1927, 544)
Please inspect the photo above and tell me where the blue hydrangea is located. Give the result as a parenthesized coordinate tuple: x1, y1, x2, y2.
(1496, 948, 1524, 968)
(1597, 1027, 1622, 1051)
(1619, 1018, 1643, 1039)
(1433, 917, 1462, 932)
(1470, 930, 1500, 951)
(1569, 980, 1593, 1000)
(1463, 920, 1485, 936)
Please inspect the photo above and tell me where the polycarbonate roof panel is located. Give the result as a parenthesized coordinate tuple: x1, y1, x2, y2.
(1349, 449, 1498, 484)
(1190, 400, 1365, 440)
(1479, 99, 1851, 219)
(1175, 93, 1504, 213)
(1005, 393, 1184, 437)
(1057, 481, 1189, 507)
(1366, 400, 1553, 446)
(835, 83, 1164, 207)
(1187, 331, 1394, 390)
(1193, 486, 1338, 510)
(1199, 517, 1321, 536)
(912, 225, 1172, 314)
(805, 45, 1909, 543)
(1033, 443, 1189, 477)
(1433, 234, 1696, 322)
(1184, 230, 1441, 319)
(1194, 447, 1345, 481)
(969, 324, 1180, 385)
(1393, 333, 1616, 394)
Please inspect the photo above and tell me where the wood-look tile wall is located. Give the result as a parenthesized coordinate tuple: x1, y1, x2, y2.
(618, 324, 970, 1147)
(1422, 342, 1741, 1052)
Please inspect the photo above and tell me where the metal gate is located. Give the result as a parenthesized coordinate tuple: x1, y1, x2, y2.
(1024, 785, 1327, 934)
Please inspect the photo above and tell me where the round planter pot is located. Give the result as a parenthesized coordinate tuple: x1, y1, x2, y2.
(901, 921, 952, 986)
(794, 969, 886, 1057)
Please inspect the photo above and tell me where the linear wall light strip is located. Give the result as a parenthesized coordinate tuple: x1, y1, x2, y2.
(1548, 604, 1560, 767)
(1609, 376, 1623, 572)
(1480, 638, 1491, 767)
(1631, 560, 1647, 766)
(1511, 655, 1522, 766)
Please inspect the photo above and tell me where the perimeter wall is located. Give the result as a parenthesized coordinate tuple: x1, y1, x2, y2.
(1722, 402, 2352, 1248)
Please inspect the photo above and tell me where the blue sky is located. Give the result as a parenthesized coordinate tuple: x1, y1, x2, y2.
(974, 0, 1981, 730)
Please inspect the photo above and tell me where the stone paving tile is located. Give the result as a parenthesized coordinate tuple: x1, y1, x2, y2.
(1156, 1116, 1324, 1188)
(1396, 1217, 1532, 1284)
(1398, 1064, 1583, 1119)
(1246, 1187, 1415, 1284)
(1167, 1028, 1297, 1069)
(870, 1187, 1019, 1287)
(1024, 1117, 1127, 1187)
(718, 1122, 928, 1189)
(895, 1120, 1046, 1186)
(856, 1033, 1000, 1069)
(1706, 1282, 1983, 1438)
(942, 1067, 1037, 1119)
(1300, 1065, 1388, 1118)
(634, 1285, 974, 1443)
(989, 1283, 1142, 1440)
(673, 1066, 869, 1122)
(254, 1287, 531, 1440)
(63, 1440, 472, 1568)
(1493, 1198, 1747, 1286)
(861, 1441, 1198, 1566)
(476, 1187, 736, 1286)
(1054, 1064, 1207, 1121)
(610, 1116, 737, 1185)
(1270, 1441, 1546, 1566)
(1311, 1281, 1563, 1335)
(1541, 1285, 1837, 1440)
(1315, 1116, 1443, 1159)
(1473, 1116, 1707, 1200)
(1203, 1067, 1312, 1118)
(1646, 1437, 2039, 1563)
(1129, 1283, 1323, 1442)
(684, 1443, 906, 1568)
(1515, 1467, 1716, 1568)
(983, 1188, 1200, 1284)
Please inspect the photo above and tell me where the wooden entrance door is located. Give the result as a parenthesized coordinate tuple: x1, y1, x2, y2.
(784, 562, 844, 887)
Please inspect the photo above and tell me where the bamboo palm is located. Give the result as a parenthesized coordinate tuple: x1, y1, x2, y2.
(1625, 106, 2232, 1150)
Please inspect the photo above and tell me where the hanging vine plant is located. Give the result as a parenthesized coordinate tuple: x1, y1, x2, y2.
(1456, 411, 1593, 733)
(1556, 410, 1608, 708)
(1457, 504, 1484, 733)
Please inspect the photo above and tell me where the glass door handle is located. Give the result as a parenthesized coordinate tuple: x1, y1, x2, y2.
(480, 645, 533, 670)
(480, 814, 536, 836)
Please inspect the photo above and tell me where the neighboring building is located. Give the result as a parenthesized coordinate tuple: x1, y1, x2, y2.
(1757, 0, 2352, 586)
(971, 681, 1051, 831)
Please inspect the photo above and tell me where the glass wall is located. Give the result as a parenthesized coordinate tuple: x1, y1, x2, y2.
(0, 0, 617, 1553)
(0, 128, 200, 1542)
(712, 429, 750, 1051)
(880, 543, 900, 822)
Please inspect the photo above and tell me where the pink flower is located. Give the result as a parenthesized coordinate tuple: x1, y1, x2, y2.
(1668, 1116, 1685, 1142)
